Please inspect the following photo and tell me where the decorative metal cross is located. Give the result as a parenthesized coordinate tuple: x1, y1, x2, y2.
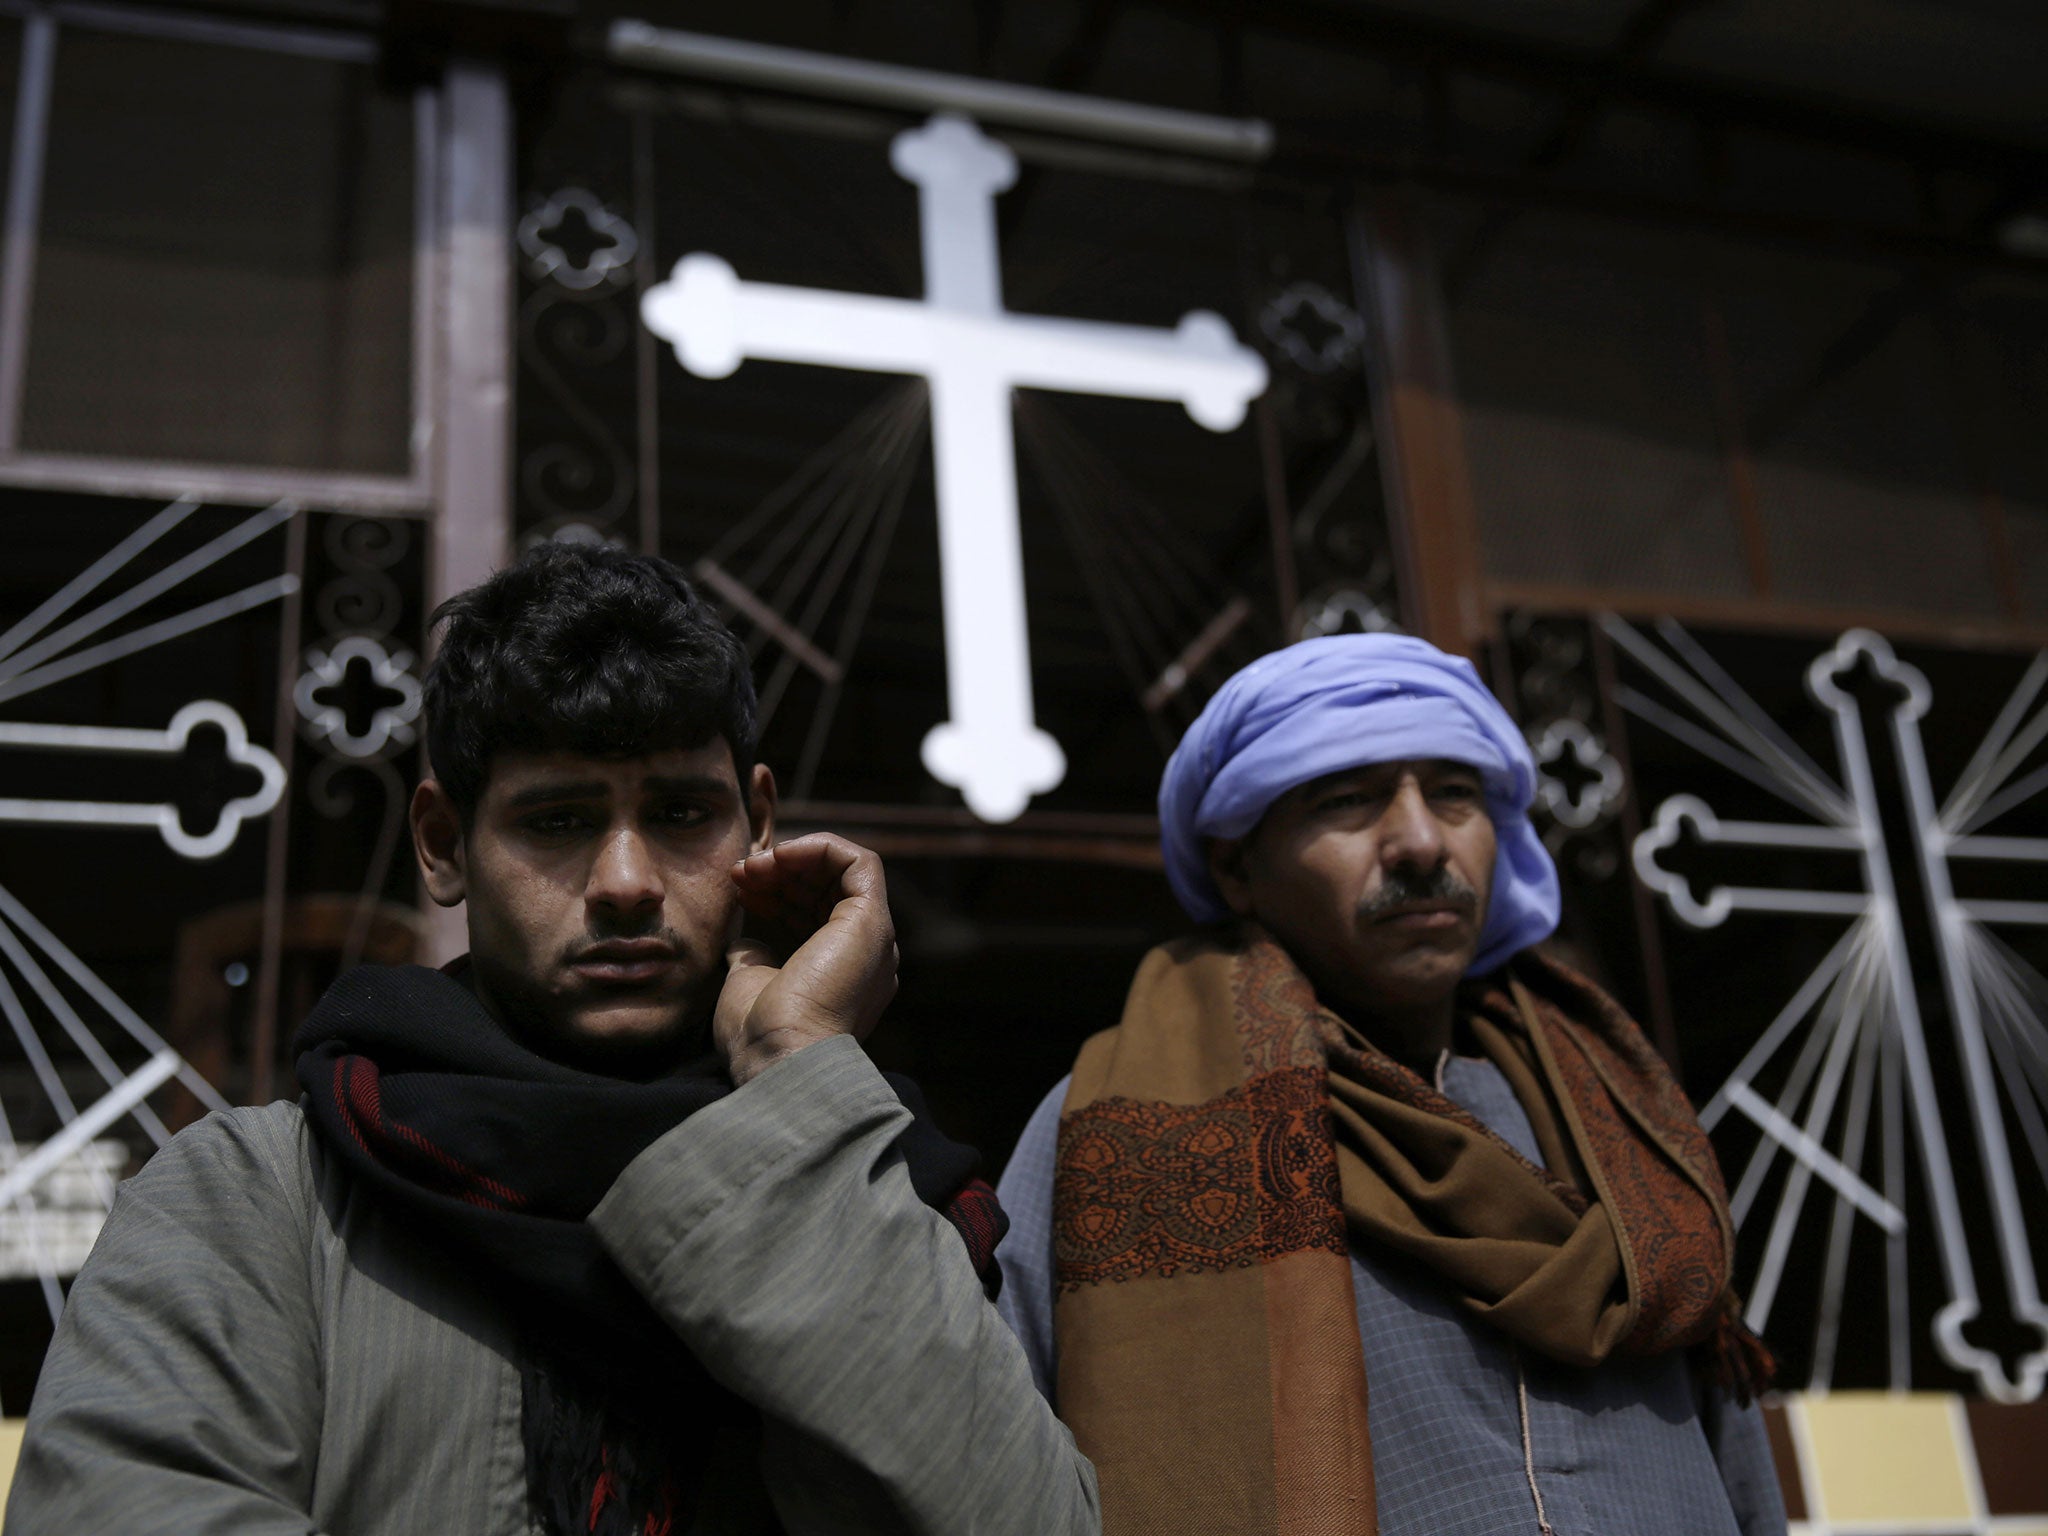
(1626, 620, 2048, 1402)
(641, 113, 1269, 821)
(0, 702, 284, 859)
(0, 496, 286, 1355)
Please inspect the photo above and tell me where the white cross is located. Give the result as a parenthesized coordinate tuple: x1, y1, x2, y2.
(641, 113, 1270, 821)
(0, 701, 285, 860)
(1629, 623, 2048, 1401)
(0, 504, 282, 1344)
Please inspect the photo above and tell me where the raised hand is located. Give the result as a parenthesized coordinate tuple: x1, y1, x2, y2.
(714, 832, 899, 1086)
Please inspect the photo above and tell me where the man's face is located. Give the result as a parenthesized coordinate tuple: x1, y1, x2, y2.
(1209, 758, 1497, 1019)
(415, 741, 774, 1071)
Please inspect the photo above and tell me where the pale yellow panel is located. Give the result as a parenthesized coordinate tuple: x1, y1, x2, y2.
(0, 1418, 24, 1534)
(1800, 1392, 1974, 1525)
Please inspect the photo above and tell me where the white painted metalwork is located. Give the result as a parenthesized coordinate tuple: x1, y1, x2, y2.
(0, 499, 296, 684)
(1532, 718, 1624, 830)
(0, 499, 286, 1331)
(518, 188, 638, 292)
(294, 636, 421, 760)
(0, 881, 227, 1118)
(607, 20, 1275, 162)
(1633, 794, 1867, 926)
(1295, 588, 1399, 639)
(0, 1050, 178, 1210)
(0, 702, 286, 859)
(1624, 617, 2048, 1401)
(0, 493, 295, 852)
(643, 113, 1268, 821)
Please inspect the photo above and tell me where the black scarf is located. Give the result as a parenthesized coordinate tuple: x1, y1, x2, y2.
(295, 962, 1005, 1536)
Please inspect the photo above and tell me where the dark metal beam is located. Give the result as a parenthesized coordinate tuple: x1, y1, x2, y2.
(1270, 127, 2048, 280)
(1168, 0, 2048, 179)
(1351, 190, 1489, 655)
(1440, 0, 1720, 298)
(1726, 181, 2042, 473)
(998, 0, 1124, 245)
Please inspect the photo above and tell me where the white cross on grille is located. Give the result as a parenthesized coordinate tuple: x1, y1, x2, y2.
(641, 113, 1269, 821)
(0, 497, 284, 1375)
(1624, 618, 2048, 1402)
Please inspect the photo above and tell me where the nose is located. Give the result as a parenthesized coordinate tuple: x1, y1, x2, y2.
(586, 828, 663, 918)
(1378, 777, 1448, 873)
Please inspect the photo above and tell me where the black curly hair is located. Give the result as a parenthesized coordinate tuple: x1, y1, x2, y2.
(423, 541, 757, 819)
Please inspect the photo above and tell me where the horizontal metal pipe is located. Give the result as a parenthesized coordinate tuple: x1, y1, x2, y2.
(0, 0, 375, 61)
(0, 453, 431, 516)
(607, 18, 1273, 162)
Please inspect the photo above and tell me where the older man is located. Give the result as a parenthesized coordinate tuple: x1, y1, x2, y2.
(996, 634, 1785, 1536)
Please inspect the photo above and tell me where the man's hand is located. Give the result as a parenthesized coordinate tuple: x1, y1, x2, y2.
(715, 833, 899, 1086)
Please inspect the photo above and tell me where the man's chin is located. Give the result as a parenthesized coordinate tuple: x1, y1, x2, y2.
(1363, 938, 1476, 997)
(533, 997, 707, 1077)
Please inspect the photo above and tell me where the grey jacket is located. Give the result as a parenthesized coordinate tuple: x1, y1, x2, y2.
(7, 1034, 1099, 1535)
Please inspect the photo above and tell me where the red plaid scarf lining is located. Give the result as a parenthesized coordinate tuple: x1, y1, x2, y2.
(333, 1056, 530, 1212)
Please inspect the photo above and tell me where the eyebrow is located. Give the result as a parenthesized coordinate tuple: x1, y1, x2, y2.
(504, 780, 610, 810)
(644, 773, 737, 799)
(1300, 760, 1480, 797)
(502, 773, 736, 811)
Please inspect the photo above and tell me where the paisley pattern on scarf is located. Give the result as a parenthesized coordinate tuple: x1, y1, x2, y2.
(1054, 1064, 1346, 1286)
(1052, 928, 1768, 1536)
(1057, 931, 1753, 1369)
(1228, 937, 1337, 1075)
(1484, 964, 1734, 1356)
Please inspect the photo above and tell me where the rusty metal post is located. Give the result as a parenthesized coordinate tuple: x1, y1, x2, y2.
(1347, 188, 1489, 658)
(422, 58, 516, 966)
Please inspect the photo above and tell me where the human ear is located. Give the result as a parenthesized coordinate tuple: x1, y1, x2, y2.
(1205, 836, 1257, 918)
(410, 779, 468, 907)
(746, 762, 778, 855)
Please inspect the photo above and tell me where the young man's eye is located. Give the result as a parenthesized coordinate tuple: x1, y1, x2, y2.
(524, 808, 589, 836)
(654, 802, 712, 828)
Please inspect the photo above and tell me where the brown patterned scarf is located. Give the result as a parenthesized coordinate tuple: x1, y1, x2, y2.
(1052, 926, 1768, 1535)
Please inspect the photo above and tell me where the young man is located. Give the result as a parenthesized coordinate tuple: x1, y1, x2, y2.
(9, 543, 1098, 1535)
(997, 633, 1785, 1536)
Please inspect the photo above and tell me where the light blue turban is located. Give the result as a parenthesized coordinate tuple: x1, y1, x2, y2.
(1159, 634, 1559, 974)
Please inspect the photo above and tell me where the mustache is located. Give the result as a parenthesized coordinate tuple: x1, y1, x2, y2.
(1357, 867, 1481, 921)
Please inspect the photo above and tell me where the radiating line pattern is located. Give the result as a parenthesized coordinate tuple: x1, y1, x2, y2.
(1618, 617, 2048, 1403)
(686, 381, 931, 802)
(0, 500, 292, 1389)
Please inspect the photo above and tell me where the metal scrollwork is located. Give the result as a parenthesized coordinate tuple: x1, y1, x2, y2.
(295, 517, 420, 761)
(292, 514, 420, 968)
(1511, 614, 1627, 877)
(516, 259, 637, 542)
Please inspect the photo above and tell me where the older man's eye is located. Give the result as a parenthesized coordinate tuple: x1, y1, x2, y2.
(1323, 786, 1402, 818)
